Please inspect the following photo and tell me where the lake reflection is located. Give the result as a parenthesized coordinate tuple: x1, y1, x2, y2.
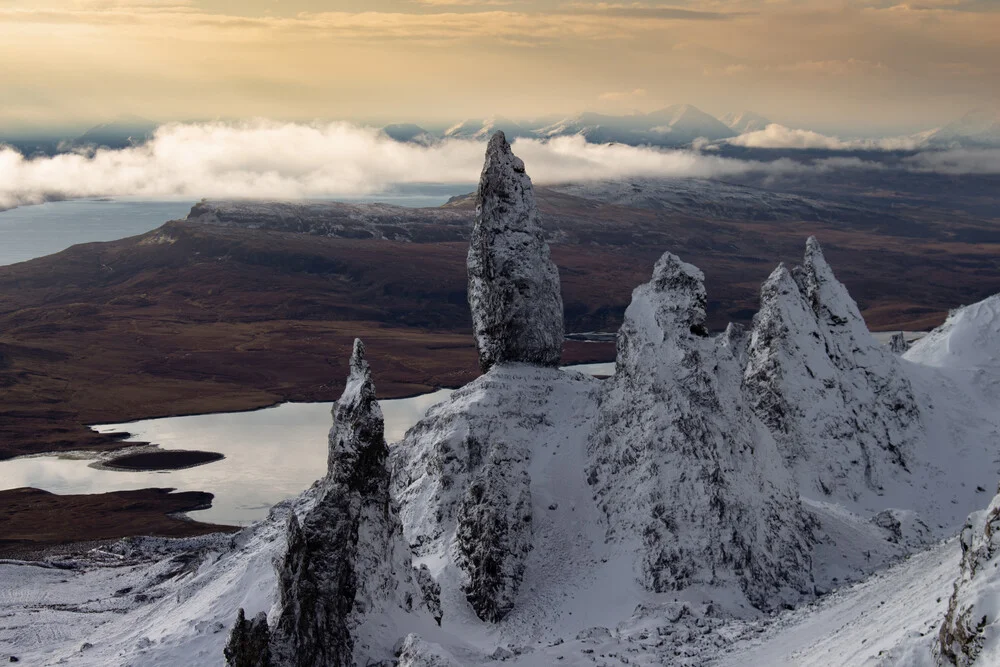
(1, 364, 616, 526)
(1, 390, 453, 526)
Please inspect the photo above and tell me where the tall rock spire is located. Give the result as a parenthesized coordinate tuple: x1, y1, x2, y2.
(270, 338, 433, 666)
(743, 237, 921, 502)
(467, 131, 564, 372)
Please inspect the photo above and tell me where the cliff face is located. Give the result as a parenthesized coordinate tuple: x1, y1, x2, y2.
(743, 237, 922, 503)
(467, 131, 564, 372)
(588, 252, 815, 610)
(270, 339, 433, 666)
(937, 487, 1000, 666)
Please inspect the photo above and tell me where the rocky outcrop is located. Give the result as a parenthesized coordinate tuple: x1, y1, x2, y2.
(743, 237, 922, 501)
(889, 332, 909, 354)
(270, 339, 431, 666)
(391, 364, 600, 623)
(588, 252, 815, 610)
(467, 131, 564, 372)
(224, 608, 272, 667)
(937, 485, 1000, 665)
(396, 634, 463, 667)
(454, 441, 533, 622)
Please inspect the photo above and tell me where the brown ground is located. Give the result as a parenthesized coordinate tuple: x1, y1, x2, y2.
(0, 487, 238, 558)
(2, 186, 999, 548)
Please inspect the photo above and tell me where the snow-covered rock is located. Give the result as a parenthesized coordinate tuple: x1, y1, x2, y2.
(271, 339, 433, 665)
(224, 608, 272, 667)
(936, 485, 1000, 665)
(467, 131, 564, 372)
(889, 332, 909, 354)
(391, 364, 602, 624)
(743, 237, 922, 504)
(588, 251, 815, 610)
(395, 634, 463, 667)
(906, 295, 1000, 373)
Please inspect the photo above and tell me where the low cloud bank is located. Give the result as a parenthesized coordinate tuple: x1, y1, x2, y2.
(1, 120, 998, 210)
(0, 121, 790, 210)
(727, 123, 925, 151)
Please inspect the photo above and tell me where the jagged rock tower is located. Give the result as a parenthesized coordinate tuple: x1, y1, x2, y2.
(588, 252, 815, 610)
(743, 237, 922, 502)
(467, 131, 564, 372)
(392, 133, 584, 624)
(270, 339, 433, 666)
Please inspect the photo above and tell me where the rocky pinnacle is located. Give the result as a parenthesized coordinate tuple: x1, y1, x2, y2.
(467, 131, 564, 372)
(270, 338, 427, 666)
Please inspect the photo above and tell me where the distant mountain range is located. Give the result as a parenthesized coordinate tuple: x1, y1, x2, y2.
(4, 107, 999, 157)
(921, 108, 1000, 147)
(70, 114, 159, 149)
(388, 106, 1000, 150)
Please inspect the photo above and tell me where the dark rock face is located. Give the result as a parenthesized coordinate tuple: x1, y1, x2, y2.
(889, 332, 909, 354)
(454, 442, 533, 622)
(743, 237, 922, 499)
(467, 131, 564, 372)
(938, 486, 1000, 665)
(224, 608, 272, 667)
(270, 338, 428, 666)
(414, 564, 442, 626)
(589, 252, 815, 610)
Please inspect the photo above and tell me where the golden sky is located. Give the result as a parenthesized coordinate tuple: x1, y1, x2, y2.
(2, 0, 998, 133)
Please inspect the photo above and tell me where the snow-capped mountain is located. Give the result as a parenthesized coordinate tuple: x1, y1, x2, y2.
(536, 104, 735, 146)
(924, 109, 1000, 147)
(381, 123, 436, 145)
(721, 110, 772, 134)
(443, 116, 532, 141)
(7, 131, 1000, 666)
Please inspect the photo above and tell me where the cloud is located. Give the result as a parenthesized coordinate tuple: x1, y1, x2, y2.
(559, 2, 741, 20)
(727, 123, 924, 150)
(0, 120, 797, 210)
(2, 121, 998, 211)
(904, 147, 1000, 173)
(410, 0, 516, 5)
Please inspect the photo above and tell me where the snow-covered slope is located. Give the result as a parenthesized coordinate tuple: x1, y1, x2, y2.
(925, 109, 1000, 147)
(721, 111, 771, 134)
(537, 105, 735, 147)
(443, 116, 532, 141)
(549, 178, 887, 224)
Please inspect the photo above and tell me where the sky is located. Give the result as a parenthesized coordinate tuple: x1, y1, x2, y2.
(1, 0, 999, 135)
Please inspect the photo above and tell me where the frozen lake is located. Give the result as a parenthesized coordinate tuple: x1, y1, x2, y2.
(0, 364, 615, 525)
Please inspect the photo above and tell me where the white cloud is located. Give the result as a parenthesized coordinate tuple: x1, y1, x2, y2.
(1, 120, 997, 211)
(0, 121, 795, 210)
(727, 123, 925, 150)
(904, 147, 1000, 174)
